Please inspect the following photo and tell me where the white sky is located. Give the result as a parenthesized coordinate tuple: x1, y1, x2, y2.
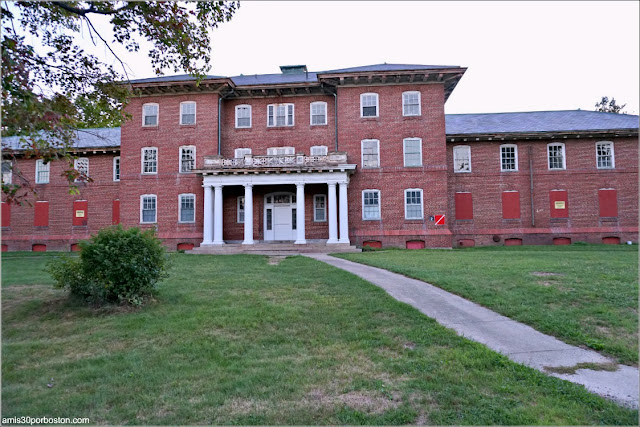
(67, 1, 640, 115)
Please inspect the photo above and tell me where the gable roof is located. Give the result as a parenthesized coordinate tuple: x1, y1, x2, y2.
(230, 72, 318, 86)
(2, 127, 121, 151)
(320, 63, 461, 74)
(128, 74, 225, 84)
(445, 110, 639, 135)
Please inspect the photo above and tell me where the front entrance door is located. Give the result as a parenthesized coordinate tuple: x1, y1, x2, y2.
(264, 192, 296, 241)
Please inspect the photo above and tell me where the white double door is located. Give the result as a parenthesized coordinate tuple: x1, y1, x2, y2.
(264, 192, 297, 241)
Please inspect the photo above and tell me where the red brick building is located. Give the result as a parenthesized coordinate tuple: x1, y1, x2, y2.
(2, 64, 638, 251)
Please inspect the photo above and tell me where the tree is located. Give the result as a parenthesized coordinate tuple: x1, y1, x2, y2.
(594, 96, 627, 114)
(1, 1, 239, 203)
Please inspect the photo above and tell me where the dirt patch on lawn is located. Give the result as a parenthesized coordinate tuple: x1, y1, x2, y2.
(530, 272, 564, 277)
(304, 388, 400, 414)
(267, 256, 287, 265)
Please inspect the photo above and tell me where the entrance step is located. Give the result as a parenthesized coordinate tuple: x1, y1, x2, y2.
(186, 242, 360, 255)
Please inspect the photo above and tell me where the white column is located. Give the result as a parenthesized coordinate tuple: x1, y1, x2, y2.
(213, 184, 225, 245)
(202, 185, 213, 245)
(338, 182, 350, 244)
(327, 182, 339, 244)
(294, 183, 306, 244)
(242, 184, 254, 245)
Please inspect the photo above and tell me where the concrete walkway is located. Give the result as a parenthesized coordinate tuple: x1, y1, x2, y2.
(304, 253, 639, 409)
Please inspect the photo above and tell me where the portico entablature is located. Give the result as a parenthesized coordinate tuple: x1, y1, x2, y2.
(200, 168, 354, 187)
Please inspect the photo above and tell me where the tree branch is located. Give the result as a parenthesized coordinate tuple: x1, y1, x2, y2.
(55, 2, 130, 17)
(81, 15, 131, 83)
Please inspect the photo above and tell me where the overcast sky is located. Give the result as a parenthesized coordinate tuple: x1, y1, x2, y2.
(88, 1, 640, 115)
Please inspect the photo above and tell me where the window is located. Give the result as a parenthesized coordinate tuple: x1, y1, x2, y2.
(502, 191, 520, 219)
(235, 104, 252, 128)
(142, 103, 158, 126)
(596, 141, 615, 169)
(402, 91, 421, 116)
(455, 192, 473, 220)
(267, 147, 295, 156)
(113, 156, 120, 181)
(549, 190, 568, 218)
(362, 190, 381, 220)
(598, 189, 618, 217)
(35, 159, 50, 184)
(404, 189, 423, 220)
(180, 146, 196, 173)
(140, 195, 157, 223)
(453, 146, 471, 172)
(360, 93, 379, 117)
(403, 138, 422, 167)
(234, 148, 252, 158)
(310, 101, 327, 125)
(142, 147, 158, 174)
(237, 196, 245, 223)
(500, 144, 518, 171)
(74, 157, 89, 182)
(314, 195, 326, 222)
(1, 161, 11, 184)
(180, 101, 196, 125)
(267, 103, 294, 127)
(361, 139, 380, 168)
(310, 145, 328, 156)
(547, 143, 566, 170)
(179, 194, 195, 223)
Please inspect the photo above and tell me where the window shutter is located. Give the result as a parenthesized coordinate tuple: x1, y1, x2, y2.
(455, 193, 473, 220)
(598, 189, 617, 217)
(1, 202, 10, 227)
(501, 191, 520, 219)
(112, 200, 120, 225)
(34, 201, 49, 226)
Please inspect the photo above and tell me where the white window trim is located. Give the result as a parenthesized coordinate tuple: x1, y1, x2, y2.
(453, 145, 472, 173)
(500, 144, 519, 172)
(35, 159, 50, 184)
(404, 188, 424, 220)
(267, 103, 295, 127)
(362, 189, 381, 221)
(360, 93, 379, 118)
(140, 194, 157, 224)
(313, 194, 327, 222)
(547, 142, 566, 170)
(267, 147, 295, 156)
(403, 137, 422, 167)
(178, 193, 196, 223)
(234, 148, 252, 158)
(402, 91, 421, 116)
(237, 196, 245, 223)
(235, 104, 252, 128)
(179, 145, 196, 173)
(310, 101, 328, 126)
(310, 145, 328, 156)
(361, 139, 380, 169)
(2, 160, 12, 184)
(179, 101, 196, 125)
(142, 103, 159, 127)
(595, 141, 615, 169)
(74, 157, 89, 182)
(113, 156, 120, 181)
(141, 147, 158, 175)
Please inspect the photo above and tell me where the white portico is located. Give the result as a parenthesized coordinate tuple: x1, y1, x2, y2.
(195, 152, 356, 247)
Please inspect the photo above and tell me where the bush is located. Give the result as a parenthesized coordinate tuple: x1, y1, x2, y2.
(48, 226, 170, 306)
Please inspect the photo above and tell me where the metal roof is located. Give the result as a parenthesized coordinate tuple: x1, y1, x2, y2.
(2, 127, 121, 151)
(230, 72, 318, 86)
(129, 74, 224, 84)
(320, 63, 461, 74)
(445, 110, 639, 135)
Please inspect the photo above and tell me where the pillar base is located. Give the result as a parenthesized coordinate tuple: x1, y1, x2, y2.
(338, 238, 350, 244)
(242, 240, 255, 245)
(212, 241, 225, 246)
(294, 239, 307, 245)
(326, 238, 340, 244)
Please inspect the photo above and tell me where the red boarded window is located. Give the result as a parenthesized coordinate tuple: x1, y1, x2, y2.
(505, 238, 523, 246)
(1, 244, 7, 252)
(1, 202, 10, 227)
(549, 190, 568, 218)
(363, 240, 382, 249)
(73, 200, 88, 226)
(32, 244, 46, 252)
(177, 243, 194, 251)
(553, 237, 571, 245)
(406, 240, 425, 250)
(502, 191, 520, 219)
(598, 189, 617, 217)
(112, 200, 120, 225)
(455, 192, 473, 220)
(34, 201, 49, 226)
(70, 243, 80, 252)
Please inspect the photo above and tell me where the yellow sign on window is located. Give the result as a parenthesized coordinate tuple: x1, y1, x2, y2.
(554, 201, 566, 210)
(75, 210, 85, 218)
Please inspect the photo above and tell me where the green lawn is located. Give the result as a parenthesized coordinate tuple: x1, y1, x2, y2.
(336, 245, 639, 365)
(2, 253, 638, 425)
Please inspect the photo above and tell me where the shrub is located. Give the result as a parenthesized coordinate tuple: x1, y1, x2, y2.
(48, 226, 170, 306)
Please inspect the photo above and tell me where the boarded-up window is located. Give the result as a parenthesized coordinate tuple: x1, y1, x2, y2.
(177, 243, 195, 251)
(112, 200, 120, 225)
(505, 238, 523, 246)
(553, 237, 571, 245)
(406, 240, 425, 250)
(363, 240, 382, 249)
(458, 239, 475, 247)
(602, 236, 620, 245)
(549, 190, 568, 218)
(1, 202, 9, 227)
(455, 192, 473, 220)
(70, 243, 80, 252)
(73, 200, 88, 226)
(1, 244, 7, 252)
(32, 244, 46, 252)
(34, 201, 49, 226)
(502, 191, 520, 219)
(598, 189, 618, 217)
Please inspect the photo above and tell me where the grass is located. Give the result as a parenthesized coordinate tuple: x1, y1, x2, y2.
(336, 245, 639, 365)
(2, 252, 638, 425)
